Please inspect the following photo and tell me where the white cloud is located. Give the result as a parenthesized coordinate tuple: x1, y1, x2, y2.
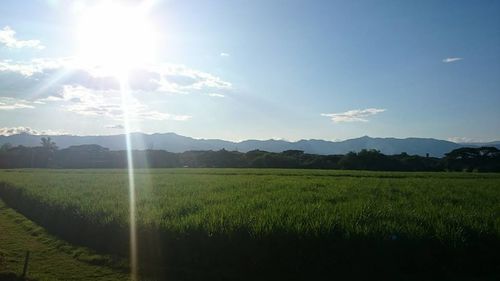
(36, 95, 65, 103)
(0, 58, 232, 95)
(44, 85, 192, 122)
(208, 93, 225, 98)
(321, 108, 386, 123)
(0, 97, 35, 110)
(0, 26, 44, 49)
(0, 56, 229, 125)
(0, 57, 68, 76)
(220, 52, 230, 57)
(442, 57, 463, 63)
(447, 137, 480, 143)
(153, 64, 232, 94)
(105, 124, 124, 129)
(0, 126, 65, 136)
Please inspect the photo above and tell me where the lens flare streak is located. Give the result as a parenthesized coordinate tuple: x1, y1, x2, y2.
(119, 75, 138, 280)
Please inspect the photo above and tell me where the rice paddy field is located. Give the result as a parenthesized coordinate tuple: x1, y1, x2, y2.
(0, 168, 499, 280)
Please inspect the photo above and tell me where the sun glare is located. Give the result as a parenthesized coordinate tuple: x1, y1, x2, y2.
(74, 2, 158, 279)
(76, 1, 157, 76)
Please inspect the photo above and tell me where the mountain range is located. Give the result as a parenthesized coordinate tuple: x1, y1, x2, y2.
(1, 132, 499, 157)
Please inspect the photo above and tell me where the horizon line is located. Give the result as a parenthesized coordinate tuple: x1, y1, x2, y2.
(1, 131, 499, 144)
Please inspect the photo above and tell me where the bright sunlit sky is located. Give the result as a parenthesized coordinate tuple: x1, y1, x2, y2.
(0, 0, 499, 142)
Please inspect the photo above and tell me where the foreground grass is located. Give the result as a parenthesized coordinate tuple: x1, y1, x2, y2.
(0, 168, 499, 280)
(0, 199, 128, 281)
(1, 169, 499, 240)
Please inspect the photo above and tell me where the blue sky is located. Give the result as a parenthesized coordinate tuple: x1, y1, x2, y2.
(0, 0, 499, 142)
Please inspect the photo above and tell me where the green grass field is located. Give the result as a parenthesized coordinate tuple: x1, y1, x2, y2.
(0, 199, 127, 281)
(1, 169, 499, 280)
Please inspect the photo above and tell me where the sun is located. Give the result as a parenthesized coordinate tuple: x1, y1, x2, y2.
(75, 1, 157, 77)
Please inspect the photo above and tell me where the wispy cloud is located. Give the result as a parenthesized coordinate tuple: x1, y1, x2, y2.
(208, 93, 225, 98)
(154, 64, 232, 94)
(0, 57, 68, 76)
(43, 85, 192, 121)
(105, 124, 124, 129)
(0, 58, 232, 95)
(442, 57, 463, 63)
(447, 137, 481, 143)
(220, 52, 230, 57)
(0, 26, 44, 49)
(321, 108, 386, 123)
(36, 95, 65, 103)
(0, 43, 229, 126)
(0, 97, 35, 110)
(0, 126, 65, 136)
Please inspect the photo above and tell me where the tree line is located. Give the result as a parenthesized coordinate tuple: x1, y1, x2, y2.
(0, 137, 499, 171)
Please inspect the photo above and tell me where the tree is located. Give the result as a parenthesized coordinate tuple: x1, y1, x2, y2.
(444, 147, 500, 172)
(41, 137, 58, 152)
(338, 149, 400, 171)
(0, 143, 12, 152)
(39, 137, 58, 167)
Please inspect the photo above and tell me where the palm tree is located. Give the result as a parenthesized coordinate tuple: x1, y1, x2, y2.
(40, 137, 58, 168)
(41, 137, 58, 152)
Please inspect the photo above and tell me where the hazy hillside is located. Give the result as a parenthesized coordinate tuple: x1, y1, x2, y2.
(1, 132, 498, 157)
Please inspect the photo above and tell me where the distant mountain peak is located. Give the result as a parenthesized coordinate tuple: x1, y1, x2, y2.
(0, 132, 498, 157)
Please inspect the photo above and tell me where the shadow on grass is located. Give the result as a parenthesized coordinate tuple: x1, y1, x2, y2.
(0, 273, 34, 281)
(1, 182, 499, 281)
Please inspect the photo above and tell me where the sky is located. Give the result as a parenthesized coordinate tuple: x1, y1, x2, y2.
(0, 0, 499, 142)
